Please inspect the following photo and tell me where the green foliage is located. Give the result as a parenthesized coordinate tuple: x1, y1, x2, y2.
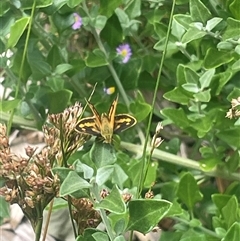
(0, 0, 240, 240)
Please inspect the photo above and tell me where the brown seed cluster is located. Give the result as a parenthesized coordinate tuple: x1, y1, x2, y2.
(71, 198, 101, 234)
(0, 102, 90, 229)
(43, 102, 90, 165)
(0, 124, 60, 227)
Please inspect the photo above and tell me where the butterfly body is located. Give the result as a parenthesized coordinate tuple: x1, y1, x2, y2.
(76, 96, 137, 143)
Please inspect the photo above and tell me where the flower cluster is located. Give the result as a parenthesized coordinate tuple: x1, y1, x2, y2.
(226, 97, 240, 119)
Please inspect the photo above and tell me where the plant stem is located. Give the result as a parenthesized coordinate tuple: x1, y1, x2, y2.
(91, 182, 115, 241)
(7, 0, 37, 135)
(121, 142, 240, 182)
(137, 0, 176, 197)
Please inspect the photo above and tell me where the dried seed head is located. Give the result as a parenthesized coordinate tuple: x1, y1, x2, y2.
(100, 189, 110, 199)
(25, 146, 36, 157)
(226, 97, 240, 119)
(145, 190, 154, 199)
(122, 193, 132, 202)
(155, 122, 163, 134)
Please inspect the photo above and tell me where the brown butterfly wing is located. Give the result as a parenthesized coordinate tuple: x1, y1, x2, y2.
(114, 114, 137, 134)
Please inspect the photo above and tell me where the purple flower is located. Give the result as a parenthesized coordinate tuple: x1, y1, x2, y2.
(72, 13, 82, 30)
(116, 43, 132, 63)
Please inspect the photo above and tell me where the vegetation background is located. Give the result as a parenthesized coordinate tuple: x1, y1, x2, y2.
(0, 0, 240, 241)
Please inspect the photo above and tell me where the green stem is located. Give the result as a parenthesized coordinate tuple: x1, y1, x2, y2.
(34, 206, 43, 241)
(121, 142, 240, 182)
(7, 0, 37, 135)
(91, 182, 115, 241)
(67, 196, 77, 238)
(137, 0, 176, 197)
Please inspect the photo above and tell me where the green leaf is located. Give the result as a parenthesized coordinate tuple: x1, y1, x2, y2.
(27, 46, 52, 80)
(190, 0, 212, 24)
(125, 0, 141, 19)
(182, 27, 206, 44)
(222, 18, 240, 40)
(144, 161, 158, 188)
(160, 232, 183, 241)
(1, 99, 21, 111)
(47, 45, 64, 69)
(177, 172, 203, 210)
(47, 89, 72, 114)
(52, 12, 74, 32)
(20, 0, 53, 9)
(184, 66, 199, 84)
(206, 17, 223, 31)
(92, 232, 109, 241)
(130, 100, 151, 122)
(93, 15, 107, 31)
(182, 83, 199, 93)
(96, 165, 115, 186)
(222, 222, 240, 241)
(161, 108, 190, 129)
(100, 13, 123, 47)
(46, 77, 65, 91)
(229, 0, 240, 20)
(231, 59, 240, 71)
(11, 48, 32, 82)
(216, 71, 233, 95)
(86, 52, 108, 67)
(174, 14, 192, 30)
(55, 64, 73, 75)
(68, 0, 83, 8)
(199, 69, 215, 89)
(96, 185, 126, 214)
(74, 160, 94, 179)
(76, 229, 109, 241)
(90, 142, 117, 168)
(116, 59, 141, 90)
(8, 17, 30, 48)
(222, 196, 239, 229)
(50, 167, 72, 182)
(127, 199, 171, 234)
(216, 128, 240, 148)
(0, 1, 10, 17)
(200, 158, 219, 171)
(181, 229, 206, 241)
(193, 89, 211, 102)
(99, 0, 122, 18)
(212, 194, 233, 212)
(59, 171, 91, 196)
(0, 197, 10, 218)
(217, 41, 235, 51)
(203, 48, 234, 69)
(113, 235, 126, 241)
(164, 87, 191, 105)
(235, 45, 240, 55)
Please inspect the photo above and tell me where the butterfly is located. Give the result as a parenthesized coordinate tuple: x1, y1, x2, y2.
(75, 95, 137, 143)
